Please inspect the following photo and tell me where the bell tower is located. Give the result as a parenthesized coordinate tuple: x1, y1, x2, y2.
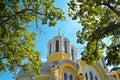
(47, 30, 77, 62)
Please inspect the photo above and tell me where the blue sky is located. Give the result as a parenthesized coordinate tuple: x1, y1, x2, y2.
(0, 0, 83, 80)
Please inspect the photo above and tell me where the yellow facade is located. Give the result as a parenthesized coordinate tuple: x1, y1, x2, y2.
(34, 60, 111, 80)
(33, 62, 120, 80)
(48, 52, 70, 62)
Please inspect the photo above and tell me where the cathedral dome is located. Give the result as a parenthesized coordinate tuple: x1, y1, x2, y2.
(47, 35, 77, 62)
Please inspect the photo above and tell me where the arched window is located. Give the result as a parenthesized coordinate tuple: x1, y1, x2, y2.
(90, 72, 93, 80)
(85, 73, 88, 80)
(49, 44, 51, 54)
(64, 73, 67, 80)
(95, 76, 97, 80)
(70, 74, 73, 80)
(71, 49, 74, 60)
(64, 41, 67, 53)
(56, 40, 59, 52)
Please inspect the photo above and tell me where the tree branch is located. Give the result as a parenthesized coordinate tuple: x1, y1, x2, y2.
(0, 40, 15, 56)
(0, 0, 44, 25)
(0, 8, 45, 25)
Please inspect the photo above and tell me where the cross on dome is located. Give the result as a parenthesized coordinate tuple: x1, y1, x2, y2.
(58, 28, 60, 36)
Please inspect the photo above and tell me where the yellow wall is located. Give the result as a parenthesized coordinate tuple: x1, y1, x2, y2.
(78, 75, 86, 80)
(35, 77, 49, 80)
(18, 77, 30, 80)
(59, 63, 78, 80)
(79, 77, 86, 80)
(79, 61, 105, 80)
(111, 70, 120, 80)
(50, 67, 58, 77)
(48, 52, 70, 62)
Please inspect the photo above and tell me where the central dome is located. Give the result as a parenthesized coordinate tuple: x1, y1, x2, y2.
(47, 35, 77, 62)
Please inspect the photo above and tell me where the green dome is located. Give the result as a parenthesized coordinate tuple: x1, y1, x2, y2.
(110, 67, 120, 72)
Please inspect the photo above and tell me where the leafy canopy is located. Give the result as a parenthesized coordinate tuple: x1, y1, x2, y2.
(68, 0, 120, 66)
(0, 0, 65, 76)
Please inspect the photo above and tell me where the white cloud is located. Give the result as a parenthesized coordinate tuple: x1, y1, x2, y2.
(41, 58, 47, 62)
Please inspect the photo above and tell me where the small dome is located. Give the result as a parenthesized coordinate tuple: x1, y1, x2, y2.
(110, 67, 120, 72)
(40, 62, 53, 72)
(47, 35, 78, 62)
(40, 65, 51, 72)
(16, 68, 30, 79)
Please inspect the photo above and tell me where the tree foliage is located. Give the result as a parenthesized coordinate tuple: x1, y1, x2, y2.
(0, 0, 65, 76)
(68, 0, 120, 66)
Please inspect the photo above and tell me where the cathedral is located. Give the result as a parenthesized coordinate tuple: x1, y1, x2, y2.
(17, 32, 120, 80)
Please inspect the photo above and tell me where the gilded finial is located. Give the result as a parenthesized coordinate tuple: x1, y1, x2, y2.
(58, 28, 60, 36)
